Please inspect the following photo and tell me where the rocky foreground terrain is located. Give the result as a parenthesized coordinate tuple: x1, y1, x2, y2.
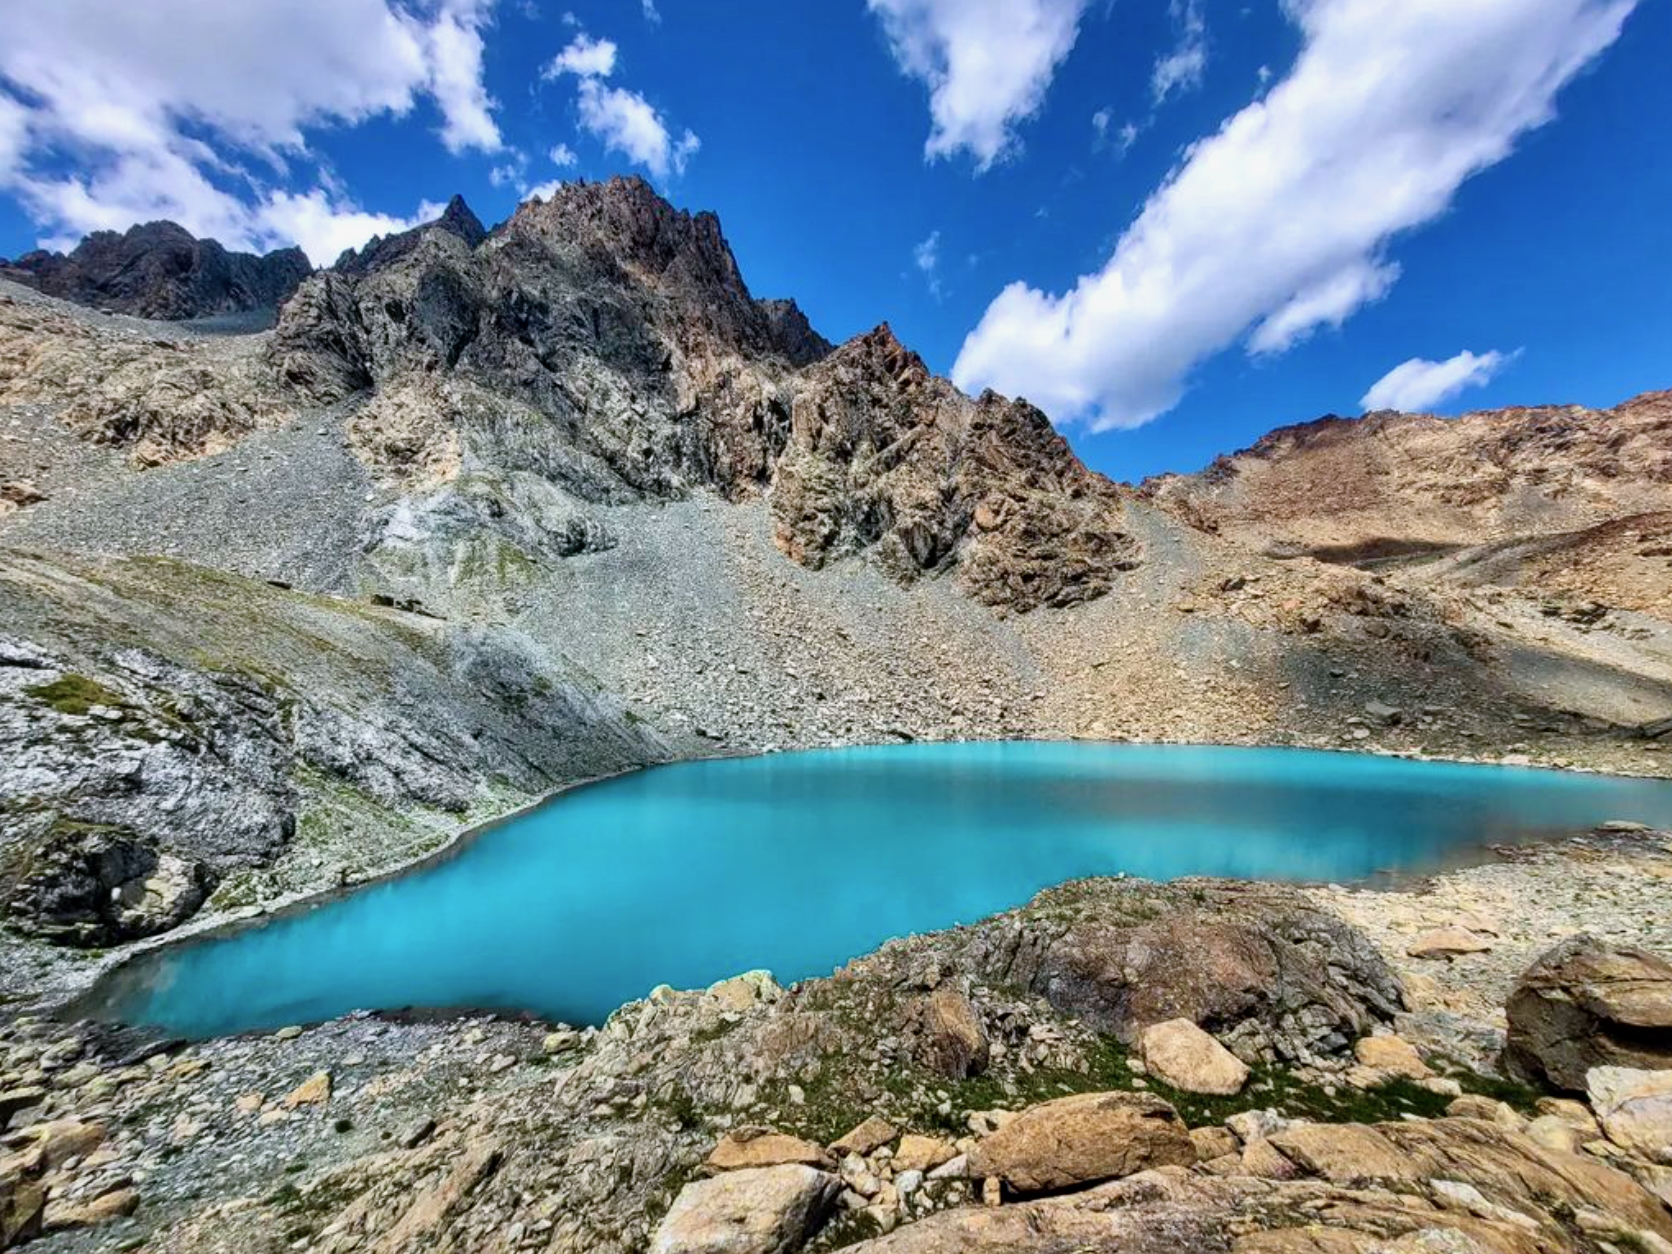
(3, 179, 1672, 1249)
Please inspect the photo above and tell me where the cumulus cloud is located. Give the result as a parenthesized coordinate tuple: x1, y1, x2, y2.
(952, 0, 1636, 431)
(867, 0, 1089, 170)
(545, 29, 697, 179)
(256, 190, 445, 266)
(1361, 349, 1513, 412)
(544, 33, 617, 79)
(548, 142, 578, 167)
(576, 81, 698, 178)
(0, 0, 501, 258)
(1151, 0, 1207, 103)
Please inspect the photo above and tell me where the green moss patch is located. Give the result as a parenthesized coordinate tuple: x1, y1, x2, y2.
(24, 673, 127, 716)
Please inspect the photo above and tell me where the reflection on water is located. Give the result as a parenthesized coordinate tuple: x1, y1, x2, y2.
(82, 743, 1672, 1038)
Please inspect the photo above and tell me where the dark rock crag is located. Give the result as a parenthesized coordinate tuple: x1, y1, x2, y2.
(1, 221, 311, 321)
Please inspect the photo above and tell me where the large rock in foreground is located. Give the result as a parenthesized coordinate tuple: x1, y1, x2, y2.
(652, 1164, 839, 1254)
(1505, 935, 1672, 1090)
(966, 1091, 1195, 1193)
(927, 880, 1403, 1065)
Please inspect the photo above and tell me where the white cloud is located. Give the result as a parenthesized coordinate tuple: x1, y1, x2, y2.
(0, 93, 29, 183)
(867, 0, 1089, 170)
(1091, 107, 1112, 142)
(256, 190, 443, 266)
(953, 0, 1636, 431)
(914, 229, 943, 297)
(545, 33, 618, 79)
(426, 2, 504, 154)
(0, 0, 502, 258)
(1151, 0, 1207, 103)
(642, 0, 662, 23)
(1361, 349, 1513, 412)
(525, 179, 565, 201)
(548, 142, 578, 167)
(545, 29, 697, 179)
(576, 80, 698, 178)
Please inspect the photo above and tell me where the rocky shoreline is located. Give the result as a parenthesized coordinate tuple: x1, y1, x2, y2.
(4, 823, 1672, 1253)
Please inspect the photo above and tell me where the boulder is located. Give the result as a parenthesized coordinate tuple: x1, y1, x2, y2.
(911, 990, 989, 1080)
(967, 1091, 1195, 1193)
(1588, 1066, 1672, 1162)
(652, 1164, 839, 1254)
(1, 820, 211, 947)
(706, 1130, 834, 1173)
(938, 881, 1402, 1064)
(1139, 1019, 1250, 1095)
(1353, 1033, 1433, 1080)
(891, 1135, 956, 1174)
(1506, 936, 1672, 1090)
(6, 1120, 105, 1174)
(830, 1116, 897, 1157)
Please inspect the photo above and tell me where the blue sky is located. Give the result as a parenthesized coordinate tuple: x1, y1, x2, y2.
(0, 0, 1665, 481)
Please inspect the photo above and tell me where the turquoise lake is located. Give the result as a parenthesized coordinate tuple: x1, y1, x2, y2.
(83, 743, 1672, 1039)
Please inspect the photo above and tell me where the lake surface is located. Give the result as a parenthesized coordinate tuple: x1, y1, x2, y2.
(83, 743, 1672, 1039)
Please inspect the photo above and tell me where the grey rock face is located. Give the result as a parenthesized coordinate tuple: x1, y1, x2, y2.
(1, 820, 211, 947)
(0, 548, 664, 954)
(1506, 934, 1672, 1090)
(0, 221, 310, 322)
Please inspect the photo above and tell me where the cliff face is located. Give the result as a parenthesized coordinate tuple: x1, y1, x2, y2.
(0, 221, 311, 322)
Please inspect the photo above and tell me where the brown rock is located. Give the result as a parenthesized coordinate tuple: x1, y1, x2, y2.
(967, 1091, 1195, 1193)
(892, 1135, 956, 1174)
(1139, 1018, 1250, 1095)
(1505, 936, 1672, 1090)
(7, 1120, 105, 1174)
(1, 1179, 44, 1249)
(706, 1129, 835, 1173)
(912, 989, 989, 1080)
(830, 1116, 898, 1157)
(42, 1186, 139, 1232)
(1407, 929, 1493, 960)
(1190, 1126, 1238, 1161)
(1587, 1066, 1672, 1160)
(1353, 1034, 1433, 1080)
(652, 1164, 840, 1254)
(1267, 1123, 1417, 1185)
(282, 1071, 332, 1108)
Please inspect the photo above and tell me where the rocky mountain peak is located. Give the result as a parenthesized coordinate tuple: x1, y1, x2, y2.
(0, 221, 312, 322)
(332, 193, 487, 277)
(511, 176, 748, 305)
(437, 193, 488, 247)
